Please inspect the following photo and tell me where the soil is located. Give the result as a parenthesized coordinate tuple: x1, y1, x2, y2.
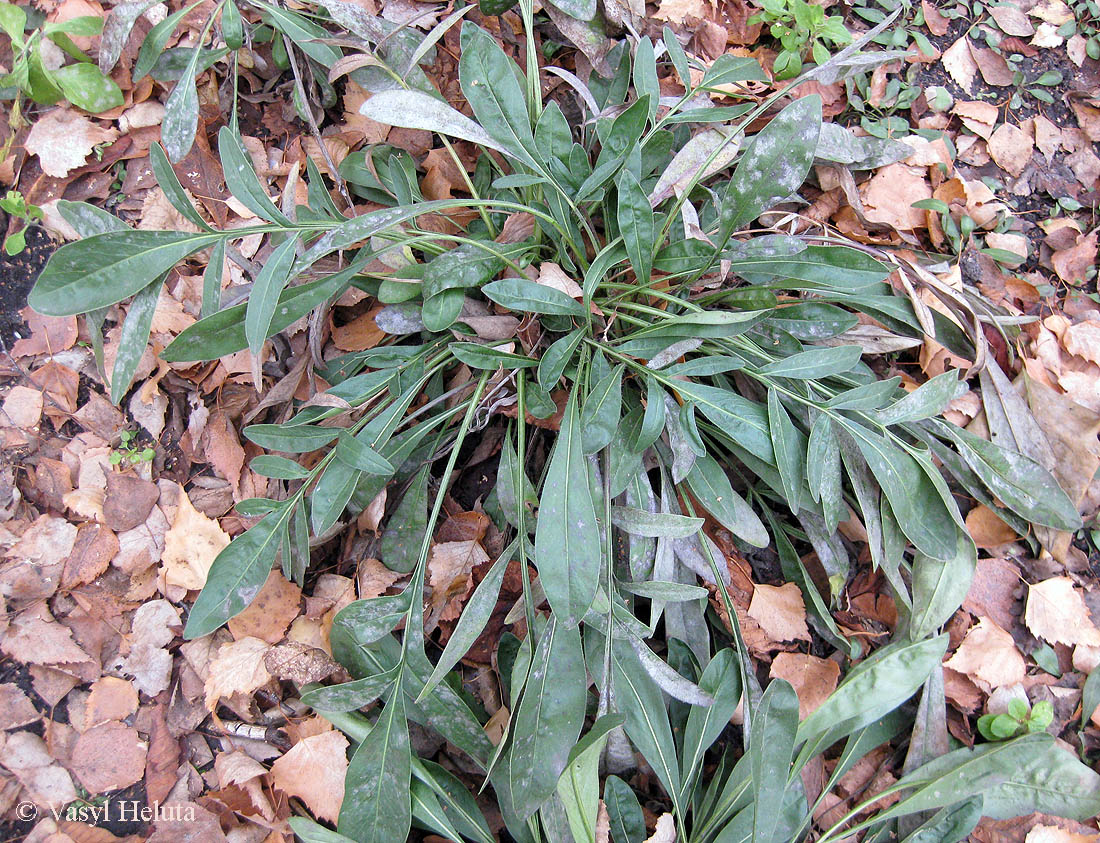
(0, 220, 53, 349)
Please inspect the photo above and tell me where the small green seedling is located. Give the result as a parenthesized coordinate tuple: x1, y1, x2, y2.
(0, 0, 123, 115)
(110, 430, 155, 467)
(978, 698, 1054, 741)
(750, 0, 852, 79)
(0, 189, 43, 255)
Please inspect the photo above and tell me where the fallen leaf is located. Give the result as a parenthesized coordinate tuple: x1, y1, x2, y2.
(969, 43, 1014, 86)
(769, 652, 840, 719)
(988, 123, 1033, 177)
(1, 613, 93, 667)
(102, 472, 161, 532)
(204, 636, 272, 710)
(1051, 229, 1098, 285)
(747, 583, 810, 643)
(161, 485, 231, 591)
(357, 556, 403, 598)
(10, 307, 77, 358)
(944, 617, 1025, 691)
(1025, 826, 1099, 843)
(227, 568, 302, 644)
(271, 729, 349, 823)
(121, 599, 180, 696)
(1033, 115, 1063, 160)
(942, 37, 978, 93)
(84, 676, 139, 727)
(332, 307, 385, 352)
(0, 731, 78, 810)
(860, 163, 932, 230)
(7, 515, 77, 567)
(1029, 0, 1073, 25)
(965, 504, 1019, 547)
(922, 0, 949, 35)
(0, 683, 41, 730)
(962, 557, 1021, 632)
(62, 522, 119, 588)
(263, 641, 339, 684)
(1031, 21, 1064, 47)
(1, 385, 43, 429)
(215, 750, 273, 820)
(23, 108, 119, 177)
(1025, 577, 1100, 648)
(538, 262, 584, 299)
(953, 101, 999, 139)
(71, 722, 147, 794)
(991, 5, 1034, 35)
(644, 813, 677, 843)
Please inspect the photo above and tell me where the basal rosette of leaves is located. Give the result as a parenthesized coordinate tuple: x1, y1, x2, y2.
(27, 4, 1100, 840)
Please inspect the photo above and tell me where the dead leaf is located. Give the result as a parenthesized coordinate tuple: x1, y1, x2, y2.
(922, 0, 949, 35)
(161, 485, 231, 591)
(969, 44, 1014, 86)
(769, 653, 839, 719)
(1033, 115, 1063, 160)
(944, 617, 1025, 691)
(1, 613, 94, 667)
(204, 636, 272, 710)
(942, 37, 978, 93)
(747, 583, 810, 643)
(1051, 229, 1098, 285)
(1030, 0, 1073, 25)
(0, 683, 41, 730)
(332, 307, 385, 352)
(1025, 826, 1099, 843)
(953, 100, 999, 139)
(645, 814, 677, 843)
(122, 599, 179, 696)
(264, 641, 339, 684)
(84, 676, 139, 727)
(988, 123, 1034, 177)
(227, 568, 302, 644)
(0, 731, 78, 810)
(991, 5, 1034, 35)
(537, 262, 584, 299)
(10, 307, 78, 358)
(357, 556, 403, 598)
(71, 722, 147, 793)
(1025, 577, 1100, 648)
(62, 522, 119, 588)
(102, 472, 160, 532)
(24, 108, 119, 177)
(215, 750, 273, 820)
(1, 385, 43, 429)
(860, 163, 932, 230)
(271, 729, 349, 823)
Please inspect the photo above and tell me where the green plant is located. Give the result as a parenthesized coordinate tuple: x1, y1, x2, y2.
(0, 189, 42, 255)
(27, 6, 1100, 841)
(0, 1, 123, 117)
(978, 698, 1054, 742)
(750, 0, 852, 78)
(109, 429, 155, 467)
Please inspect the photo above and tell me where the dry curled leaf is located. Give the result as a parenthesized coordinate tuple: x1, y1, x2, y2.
(271, 729, 349, 823)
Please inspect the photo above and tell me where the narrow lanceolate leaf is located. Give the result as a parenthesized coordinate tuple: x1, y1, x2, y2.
(757, 344, 863, 379)
(629, 636, 714, 705)
(419, 542, 515, 699)
(360, 89, 511, 158)
(339, 692, 412, 842)
(218, 126, 294, 226)
(681, 649, 741, 800)
(611, 506, 702, 539)
(458, 23, 540, 171)
(806, 414, 843, 527)
(335, 430, 395, 475)
(910, 531, 975, 641)
(483, 279, 585, 317)
(535, 392, 601, 626)
(876, 370, 963, 425)
(301, 666, 399, 712)
(148, 142, 212, 231)
(604, 776, 646, 843)
(29, 231, 221, 316)
(617, 167, 654, 285)
(683, 453, 768, 547)
(722, 95, 822, 236)
(502, 619, 587, 820)
(161, 45, 202, 161)
(245, 235, 299, 356)
(581, 364, 624, 453)
(184, 507, 288, 638)
(767, 390, 805, 513)
(110, 276, 162, 404)
(750, 679, 799, 843)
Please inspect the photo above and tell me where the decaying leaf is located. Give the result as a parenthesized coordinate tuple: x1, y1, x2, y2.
(944, 616, 1025, 691)
(1025, 577, 1100, 648)
(747, 583, 810, 643)
(271, 729, 349, 823)
(161, 484, 231, 591)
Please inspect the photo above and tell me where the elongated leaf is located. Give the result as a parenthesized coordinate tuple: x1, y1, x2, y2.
(451, 342, 538, 370)
(751, 679, 799, 843)
(219, 126, 294, 226)
(381, 466, 429, 574)
(250, 455, 310, 480)
(619, 580, 709, 601)
(501, 619, 587, 820)
(539, 327, 584, 389)
(161, 42, 203, 161)
(301, 666, 399, 712)
(900, 797, 983, 843)
(722, 95, 821, 235)
(681, 649, 742, 799)
(419, 542, 514, 698)
(581, 363, 624, 453)
(334, 430, 394, 475)
(148, 142, 212, 231)
(258, 1, 342, 65)
(617, 167, 654, 284)
(244, 423, 339, 452)
(332, 594, 412, 648)
(758, 344, 862, 379)
(534, 392, 600, 626)
(684, 453, 768, 547)
(29, 231, 220, 316)
(110, 276, 161, 404)
(767, 390, 804, 512)
(360, 88, 510, 157)
(483, 278, 585, 317)
(673, 381, 774, 463)
(245, 235, 299, 355)
(876, 370, 963, 425)
(339, 692, 412, 842)
(184, 507, 288, 637)
(556, 715, 621, 843)
(630, 636, 714, 705)
(458, 23, 539, 170)
(910, 530, 975, 640)
(806, 414, 844, 528)
(604, 776, 645, 843)
(310, 458, 360, 534)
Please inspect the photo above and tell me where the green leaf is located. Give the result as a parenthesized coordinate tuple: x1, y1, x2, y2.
(767, 390, 805, 512)
(133, 0, 201, 80)
(250, 455, 310, 479)
(245, 235, 299, 356)
(806, 414, 844, 528)
(581, 363, 624, 453)
(556, 715, 621, 842)
(218, 126, 294, 226)
(546, 0, 595, 20)
(874, 733, 1100, 824)
(335, 430, 395, 475)
(750, 678, 799, 843)
(500, 619, 587, 820)
(258, 1, 342, 65)
(288, 817, 358, 843)
(683, 453, 768, 547)
(148, 142, 212, 231)
(109, 276, 162, 405)
(311, 458, 360, 534)
(339, 692, 412, 842)
(635, 377, 666, 451)
(50, 62, 123, 112)
(632, 37, 659, 124)
(359, 88, 512, 159)
(483, 278, 585, 317)
(458, 23, 539, 171)
(381, 465, 429, 574)
(876, 370, 963, 425)
(29, 230, 221, 316)
(611, 506, 702, 538)
(604, 776, 645, 843)
(900, 797, 983, 843)
(451, 342, 538, 371)
(910, 530, 975, 640)
(672, 381, 774, 463)
(332, 594, 412, 648)
(161, 43, 203, 161)
(757, 344, 862, 379)
(419, 542, 515, 699)
(497, 434, 536, 528)
(184, 508, 288, 637)
(681, 649, 742, 800)
(0, 2, 26, 44)
(617, 167, 654, 286)
(722, 95, 821, 235)
(535, 392, 601, 626)
(244, 423, 339, 452)
(301, 666, 400, 712)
